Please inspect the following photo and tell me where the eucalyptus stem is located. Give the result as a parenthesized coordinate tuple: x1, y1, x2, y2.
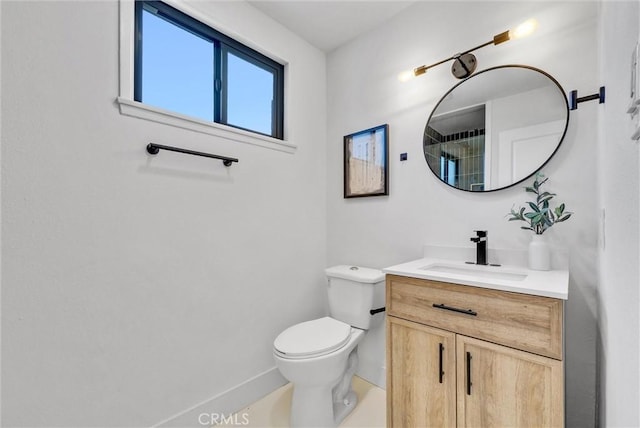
(507, 173, 572, 235)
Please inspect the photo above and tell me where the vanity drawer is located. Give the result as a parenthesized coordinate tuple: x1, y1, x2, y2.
(386, 274, 563, 360)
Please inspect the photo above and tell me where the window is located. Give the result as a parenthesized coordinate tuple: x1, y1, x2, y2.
(134, 1, 284, 139)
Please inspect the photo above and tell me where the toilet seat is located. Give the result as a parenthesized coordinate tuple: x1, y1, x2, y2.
(274, 317, 352, 359)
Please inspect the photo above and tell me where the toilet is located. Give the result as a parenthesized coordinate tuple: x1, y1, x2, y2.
(273, 265, 385, 427)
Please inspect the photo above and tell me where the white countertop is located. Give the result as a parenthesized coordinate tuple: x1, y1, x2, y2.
(383, 257, 569, 300)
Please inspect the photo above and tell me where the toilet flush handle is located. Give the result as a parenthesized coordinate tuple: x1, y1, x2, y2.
(370, 307, 386, 315)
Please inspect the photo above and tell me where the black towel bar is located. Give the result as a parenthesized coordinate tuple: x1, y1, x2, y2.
(146, 143, 238, 167)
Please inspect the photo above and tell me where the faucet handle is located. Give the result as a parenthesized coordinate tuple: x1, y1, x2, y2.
(473, 230, 487, 237)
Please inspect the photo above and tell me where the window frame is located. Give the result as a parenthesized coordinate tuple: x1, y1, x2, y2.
(133, 0, 285, 140)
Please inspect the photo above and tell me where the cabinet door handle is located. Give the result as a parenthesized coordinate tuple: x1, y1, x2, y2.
(433, 303, 477, 316)
(438, 343, 444, 383)
(466, 351, 472, 395)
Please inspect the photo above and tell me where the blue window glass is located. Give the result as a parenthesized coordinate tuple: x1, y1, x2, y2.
(225, 51, 275, 136)
(135, 1, 284, 139)
(141, 8, 214, 122)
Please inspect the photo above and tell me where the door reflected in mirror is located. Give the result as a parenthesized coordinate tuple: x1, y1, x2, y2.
(423, 65, 569, 192)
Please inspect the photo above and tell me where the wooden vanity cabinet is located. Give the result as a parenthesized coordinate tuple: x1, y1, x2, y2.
(386, 274, 564, 428)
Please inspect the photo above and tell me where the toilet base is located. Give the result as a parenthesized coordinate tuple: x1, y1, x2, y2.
(290, 383, 358, 428)
(333, 390, 357, 426)
(332, 347, 359, 425)
(289, 348, 359, 427)
(290, 384, 335, 427)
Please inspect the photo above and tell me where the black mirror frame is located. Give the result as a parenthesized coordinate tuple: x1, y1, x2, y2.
(423, 64, 570, 193)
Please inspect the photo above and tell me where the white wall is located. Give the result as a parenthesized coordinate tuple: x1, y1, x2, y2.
(1, 1, 327, 426)
(327, 2, 599, 426)
(597, 1, 640, 426)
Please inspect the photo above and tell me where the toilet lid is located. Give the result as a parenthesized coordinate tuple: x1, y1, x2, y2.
(274, 317, 352, 358)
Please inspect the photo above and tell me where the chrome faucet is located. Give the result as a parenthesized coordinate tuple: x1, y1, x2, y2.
(470, 230, 488, 265)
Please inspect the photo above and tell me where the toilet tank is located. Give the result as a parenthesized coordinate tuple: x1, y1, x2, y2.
(325, 265, 385, 330)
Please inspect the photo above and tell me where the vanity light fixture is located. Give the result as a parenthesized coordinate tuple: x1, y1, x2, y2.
(398, 18, 538, 81)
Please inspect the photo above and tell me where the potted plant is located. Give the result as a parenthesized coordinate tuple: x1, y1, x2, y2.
(507, 173, 572, 270)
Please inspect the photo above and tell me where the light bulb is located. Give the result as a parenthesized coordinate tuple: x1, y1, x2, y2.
(510, 18, 538, 39)
(398, 69, 415, 82)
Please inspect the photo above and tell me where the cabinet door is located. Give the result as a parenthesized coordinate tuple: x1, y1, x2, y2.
(456, 335, 564, 428)
(387, 316, 456, 427)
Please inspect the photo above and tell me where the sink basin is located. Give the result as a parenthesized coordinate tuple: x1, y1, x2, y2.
(419, 263, 528, 281)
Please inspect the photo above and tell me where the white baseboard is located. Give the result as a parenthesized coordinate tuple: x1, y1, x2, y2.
(153, 367, 287, 427)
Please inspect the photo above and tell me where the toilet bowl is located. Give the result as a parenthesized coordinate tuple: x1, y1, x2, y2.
(274, 317, 364, 427)
(273, 265, 385, 427)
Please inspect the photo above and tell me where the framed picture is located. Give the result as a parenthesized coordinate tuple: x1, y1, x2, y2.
(344, 124, 389, 198)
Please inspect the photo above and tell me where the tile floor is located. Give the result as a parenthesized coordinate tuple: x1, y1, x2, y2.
(218, 376, 386, 427)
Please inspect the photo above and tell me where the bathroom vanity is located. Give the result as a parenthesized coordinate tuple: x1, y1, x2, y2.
(383, 256, 568, 427)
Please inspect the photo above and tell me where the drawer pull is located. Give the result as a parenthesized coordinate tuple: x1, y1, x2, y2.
(433, 303, 477, 316)
(466, 351, 472, 395)
(438, 343, 444, 383)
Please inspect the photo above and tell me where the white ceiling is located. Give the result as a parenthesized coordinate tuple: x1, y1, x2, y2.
(248, 1, 416, 52)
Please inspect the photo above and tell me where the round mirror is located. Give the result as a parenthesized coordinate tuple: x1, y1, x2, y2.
(423, 65, 569, 192)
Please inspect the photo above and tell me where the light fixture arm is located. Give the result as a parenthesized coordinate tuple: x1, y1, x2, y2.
(460, 39, 494, 56)
(404, 21, 536, 81)
(414, 55, 457, 76)
(413, 36, 500, 78)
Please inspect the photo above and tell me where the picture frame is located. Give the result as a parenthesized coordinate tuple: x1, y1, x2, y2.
(344, 124, 389, 198)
